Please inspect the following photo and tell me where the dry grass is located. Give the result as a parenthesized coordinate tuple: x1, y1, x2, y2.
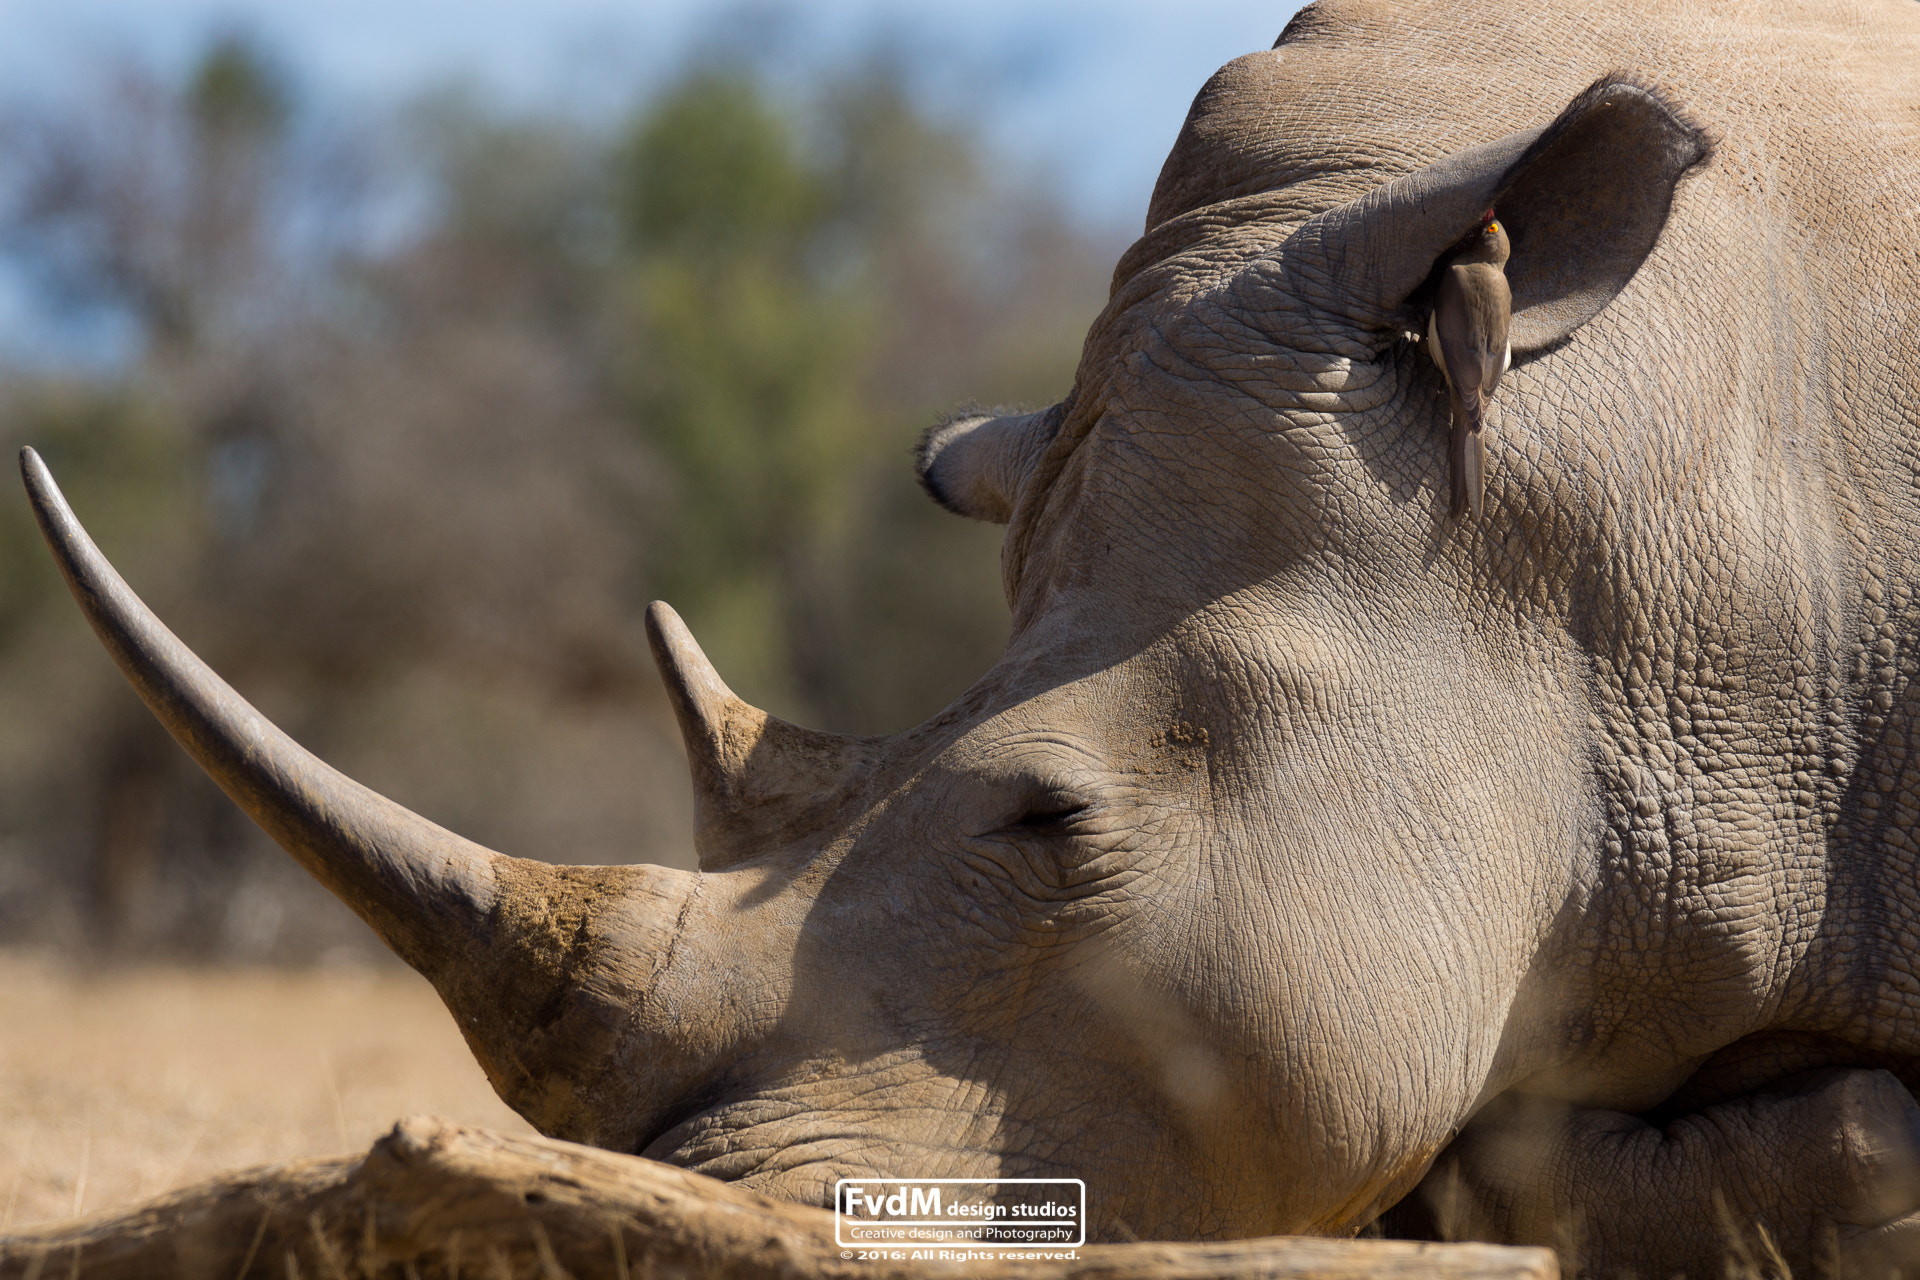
(0, 949, 535, 1231)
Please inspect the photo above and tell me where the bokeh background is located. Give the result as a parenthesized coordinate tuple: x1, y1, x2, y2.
(0, 0, 1309, 1235)
(0, 0, 1295, 966)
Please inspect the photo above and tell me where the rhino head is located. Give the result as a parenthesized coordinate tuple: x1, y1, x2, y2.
(22, 54, 1710, 1240)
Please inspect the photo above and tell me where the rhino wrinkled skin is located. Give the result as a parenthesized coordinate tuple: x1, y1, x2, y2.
(24, 0, 1920, 1273)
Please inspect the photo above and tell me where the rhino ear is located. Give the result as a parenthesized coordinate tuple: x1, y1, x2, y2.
(1494, 75, 1714, 350)
(915, 405, 1061, 524)
(1296, 73, 1712, 353)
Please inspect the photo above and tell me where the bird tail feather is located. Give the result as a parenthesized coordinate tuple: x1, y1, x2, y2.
(1449, 387, 1486, 521)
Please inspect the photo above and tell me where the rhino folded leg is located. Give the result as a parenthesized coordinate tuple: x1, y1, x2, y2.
(1390, 1069, 1920, 1278)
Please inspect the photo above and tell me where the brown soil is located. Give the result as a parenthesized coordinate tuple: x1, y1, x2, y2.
(0, 950, 534, 1231)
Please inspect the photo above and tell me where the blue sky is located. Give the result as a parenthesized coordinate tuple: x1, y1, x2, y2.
(0, 0, 1301, 230)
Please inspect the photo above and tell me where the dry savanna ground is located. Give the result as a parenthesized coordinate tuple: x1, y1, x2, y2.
(0, 950, 536, 1232)
(0, 951, 1787, 1278)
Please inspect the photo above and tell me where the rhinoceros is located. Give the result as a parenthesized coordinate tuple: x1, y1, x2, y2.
(20, 0, 1920, 1274)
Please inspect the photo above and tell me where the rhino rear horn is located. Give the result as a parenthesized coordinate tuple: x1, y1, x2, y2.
(645, 601, 879, 867)
(1293, 72, 1712, 352)
(915, 404, 1062, 524)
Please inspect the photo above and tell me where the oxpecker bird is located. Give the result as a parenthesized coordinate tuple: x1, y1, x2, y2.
(1426, 211, 1512, 520)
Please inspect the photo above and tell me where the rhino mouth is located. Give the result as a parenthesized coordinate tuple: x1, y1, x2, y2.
(642, 1100, 912, 1204)
(634, 1052, 1013, 1200)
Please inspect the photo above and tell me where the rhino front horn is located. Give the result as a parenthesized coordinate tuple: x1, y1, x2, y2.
(18, 447, 704, 1148)
(645, 601, 879, 868)
(18, 446, 509, 976)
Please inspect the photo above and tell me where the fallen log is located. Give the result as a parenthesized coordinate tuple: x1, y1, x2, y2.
(0, 1119, 1555, 1280)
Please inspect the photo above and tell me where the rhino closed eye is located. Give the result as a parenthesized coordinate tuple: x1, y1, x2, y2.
(1009, 793, 1094, 836)
(965, 783, 1145, 906)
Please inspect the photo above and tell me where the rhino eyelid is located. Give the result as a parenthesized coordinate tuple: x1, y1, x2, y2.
(1007, 793, 1093, 835)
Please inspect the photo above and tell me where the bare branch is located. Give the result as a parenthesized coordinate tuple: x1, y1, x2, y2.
(0, 1120, 1556, 1280)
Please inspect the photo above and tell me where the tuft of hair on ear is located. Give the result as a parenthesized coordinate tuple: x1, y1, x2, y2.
(916, 405, 980, 516)
(915, 404, 1023, 518)
(915, 401, 1065, 524)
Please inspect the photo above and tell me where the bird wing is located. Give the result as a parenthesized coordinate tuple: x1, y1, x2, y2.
(1435, 263, 1512, 400)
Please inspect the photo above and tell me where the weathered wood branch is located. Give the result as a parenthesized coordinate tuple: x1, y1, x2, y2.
(0, 1120, 1555, 1280)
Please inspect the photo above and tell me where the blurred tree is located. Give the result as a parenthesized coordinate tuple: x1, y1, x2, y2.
(616, 68, 872, 720)
(613, 59, 1107, 730)
(0, 33, 294, 355)
(0, 35, 302, 956)
(0, 34, 1116, 961)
